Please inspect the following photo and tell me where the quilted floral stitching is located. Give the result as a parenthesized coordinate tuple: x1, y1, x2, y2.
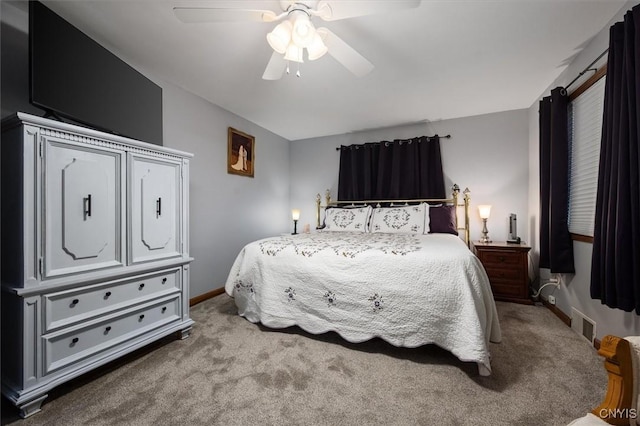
(368, 293, 384, 312)
(259, 233, 421, 257)
(383, 208, 411, 229)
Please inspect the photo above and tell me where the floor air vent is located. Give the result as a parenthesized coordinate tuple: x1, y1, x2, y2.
(571, 308, 596, 345)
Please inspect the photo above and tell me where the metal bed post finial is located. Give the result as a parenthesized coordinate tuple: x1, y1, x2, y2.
(325, 189, 331, 206)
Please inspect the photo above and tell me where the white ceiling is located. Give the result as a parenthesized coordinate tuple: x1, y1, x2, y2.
(41, 0, 627, 141)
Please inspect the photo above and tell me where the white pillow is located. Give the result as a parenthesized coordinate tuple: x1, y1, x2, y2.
(370, 204, 426, 234)
(323, 206, 372, 232)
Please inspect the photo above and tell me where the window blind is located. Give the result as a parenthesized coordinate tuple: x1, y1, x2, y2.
(568, 76, 605, 237)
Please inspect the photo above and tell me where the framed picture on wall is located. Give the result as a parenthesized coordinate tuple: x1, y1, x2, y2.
(227, 127, 254, 178)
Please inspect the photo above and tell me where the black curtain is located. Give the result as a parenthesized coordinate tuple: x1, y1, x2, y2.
(539, 87, 575, 273)
(338, 136, 445, 201)
(591, 4, 640, 313)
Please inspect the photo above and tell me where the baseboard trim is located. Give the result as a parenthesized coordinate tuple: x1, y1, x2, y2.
(541, 299, 602, 350)
(190, 288, 224, 306)
(542, 299, 571, 327)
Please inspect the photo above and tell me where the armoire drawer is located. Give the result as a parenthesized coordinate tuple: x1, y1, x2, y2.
(43, 269, 180, 332)
(43, 294, 181, 374)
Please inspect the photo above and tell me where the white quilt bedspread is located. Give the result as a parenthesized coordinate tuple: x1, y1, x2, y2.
(224, 232, 502, 375)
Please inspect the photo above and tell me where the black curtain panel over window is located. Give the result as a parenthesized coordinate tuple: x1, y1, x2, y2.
(338, 136, 445, 201)
(591, 4, 640, 313)
(539, 87, 575, 273)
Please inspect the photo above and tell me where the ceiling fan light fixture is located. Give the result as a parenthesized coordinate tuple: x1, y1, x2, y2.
(291, 13, 315, 48)
(284, 44, 304, 63)
(266, 20, 292, 54)
(306, 32, 328, 61)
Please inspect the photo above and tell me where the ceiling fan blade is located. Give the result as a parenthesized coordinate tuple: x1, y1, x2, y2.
(316, 0, 421, 21)
(173, 7, 279, 23)
(318, 28, 373, 77)
(262, 52, 287, 80)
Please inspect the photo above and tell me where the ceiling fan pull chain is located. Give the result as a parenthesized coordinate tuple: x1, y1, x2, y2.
(286, 61, 291, 75)
(296, 63, 301, 78)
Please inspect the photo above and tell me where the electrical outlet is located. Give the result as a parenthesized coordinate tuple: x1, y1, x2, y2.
(548, 295, 556, 305)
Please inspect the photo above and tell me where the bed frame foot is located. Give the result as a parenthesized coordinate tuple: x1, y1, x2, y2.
(477, 363, 491, 376)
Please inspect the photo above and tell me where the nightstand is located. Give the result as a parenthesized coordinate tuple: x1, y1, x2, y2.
(472, 241, 532, 304)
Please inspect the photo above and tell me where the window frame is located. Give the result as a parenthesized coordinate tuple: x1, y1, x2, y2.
(567, 65, 607, 243)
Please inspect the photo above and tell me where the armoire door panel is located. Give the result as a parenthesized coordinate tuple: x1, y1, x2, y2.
(45, 140, 124, 277)
(140, 167, 173, 250)
(62, 158, 110, 259)
(130, 154, 181, 263)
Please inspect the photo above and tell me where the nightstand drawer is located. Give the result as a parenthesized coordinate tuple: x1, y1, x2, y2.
(485, 267, 523, 282)
(491, 282, 527, 298)
(479, 251, 521, 267)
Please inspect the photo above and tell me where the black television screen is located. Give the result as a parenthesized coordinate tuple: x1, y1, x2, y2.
(29, 1, 163, 145)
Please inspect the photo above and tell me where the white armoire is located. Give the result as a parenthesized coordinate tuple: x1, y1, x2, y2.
(1, 112, 194, 418)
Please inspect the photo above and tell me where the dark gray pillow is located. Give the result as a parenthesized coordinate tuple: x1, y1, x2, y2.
(429, 205, 458, 235)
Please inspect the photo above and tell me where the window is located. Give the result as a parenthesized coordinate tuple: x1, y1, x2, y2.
(568, 74, 606, 239)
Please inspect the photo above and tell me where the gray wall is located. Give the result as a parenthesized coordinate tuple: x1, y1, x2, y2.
(291, 109, 530, 245)
(0, 2, 291, 298)
(527, 0, 640, 340)
(162, 83, 290, 297)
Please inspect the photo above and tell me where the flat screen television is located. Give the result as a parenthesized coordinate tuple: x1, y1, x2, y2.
(29, 1, 163, 145)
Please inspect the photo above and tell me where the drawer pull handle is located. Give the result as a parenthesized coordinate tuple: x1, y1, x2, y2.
(105, 291, 112, 298)
(162, 278, 167, 284)
(498, 256, 506, 262)
(71, 337, 79, 344)
(139, 314, 145, 321)
(71, 299, 79, 306)
(139, 283, 145, 290)
(105, 326, 112, 333)
(162, 307, 167, 313)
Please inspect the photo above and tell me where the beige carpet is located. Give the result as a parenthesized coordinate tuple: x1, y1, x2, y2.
(2, 295, 606, 425)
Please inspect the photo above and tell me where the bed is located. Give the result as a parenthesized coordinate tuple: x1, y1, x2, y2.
(224, 186, 502, 376)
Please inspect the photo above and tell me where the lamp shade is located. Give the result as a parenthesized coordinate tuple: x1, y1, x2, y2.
(266, 21, 292, 54)
(284, 44, 304, 63)
(478, 205, 492, 220)
(307, 32, 328, 60)
(292, 209, 301, 220)
(291, 13, 315, 48)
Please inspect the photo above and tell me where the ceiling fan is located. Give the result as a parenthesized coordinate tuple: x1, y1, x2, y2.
(174, 0, 421, 80)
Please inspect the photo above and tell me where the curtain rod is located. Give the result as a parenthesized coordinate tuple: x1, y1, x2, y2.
(335, 134, 451, 151)
(563, 48, 609, 93)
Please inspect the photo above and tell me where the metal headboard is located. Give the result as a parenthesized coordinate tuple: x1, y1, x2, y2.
(315, 184, 471, 246)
